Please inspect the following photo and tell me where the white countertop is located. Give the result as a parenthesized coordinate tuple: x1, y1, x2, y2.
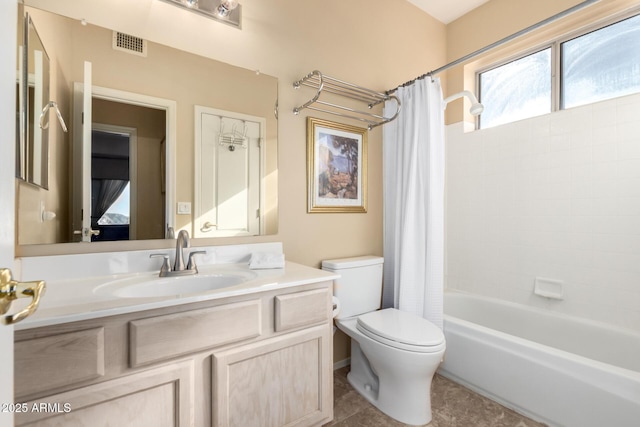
(15, 261, 338, 331)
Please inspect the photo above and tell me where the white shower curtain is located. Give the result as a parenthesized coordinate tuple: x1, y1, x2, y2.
(382, 77, 445, 329)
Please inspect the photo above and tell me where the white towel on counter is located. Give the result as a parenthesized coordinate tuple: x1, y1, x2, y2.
(249, 252, 285, 269)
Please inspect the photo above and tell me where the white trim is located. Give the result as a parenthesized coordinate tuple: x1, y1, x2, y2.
(82, 62, 92, 242)
(0, 0, 17, 423)
(83, 85, 176, 238)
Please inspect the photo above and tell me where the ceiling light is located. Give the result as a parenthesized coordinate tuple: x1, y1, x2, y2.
(161, 0, 242, 28)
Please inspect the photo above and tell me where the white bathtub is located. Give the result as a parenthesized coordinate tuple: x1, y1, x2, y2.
(439, 291, 640, 427)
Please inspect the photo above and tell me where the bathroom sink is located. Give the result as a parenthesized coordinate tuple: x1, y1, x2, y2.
(94, 270, 257, 298)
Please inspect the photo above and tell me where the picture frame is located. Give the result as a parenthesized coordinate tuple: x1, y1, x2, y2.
(307, 117, 367, 213)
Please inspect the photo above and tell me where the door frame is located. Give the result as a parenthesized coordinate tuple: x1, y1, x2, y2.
(72, 84, 177, 240)
(1, 0, 18, 424)
(194, 105, 266, 238)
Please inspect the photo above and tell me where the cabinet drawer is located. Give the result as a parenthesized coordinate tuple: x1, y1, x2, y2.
(274, 288, 331, 332)
(15, 328, 105, 398)
(130, 300, 261, 367)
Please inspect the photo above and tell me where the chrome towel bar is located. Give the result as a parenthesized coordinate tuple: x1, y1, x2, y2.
(293, 70, 401, 130)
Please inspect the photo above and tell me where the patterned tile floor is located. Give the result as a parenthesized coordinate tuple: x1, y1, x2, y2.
(326, 367, 546, 427)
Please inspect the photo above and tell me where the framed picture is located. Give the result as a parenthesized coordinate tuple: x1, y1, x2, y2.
(307, 117, 367, 213)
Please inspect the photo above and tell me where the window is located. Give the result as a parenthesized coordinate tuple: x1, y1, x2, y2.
(479, 48, 552, 129)
(98, 182, 130, 225)
(477, 11, 640, 129)
(561, 13, 640, 109)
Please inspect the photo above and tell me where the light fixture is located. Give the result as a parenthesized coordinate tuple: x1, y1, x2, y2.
(161, 0, 242, 28)
(443, 90, 484, 116)
(216, 0, 238, 17)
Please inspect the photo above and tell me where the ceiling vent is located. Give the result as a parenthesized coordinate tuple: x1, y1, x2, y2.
(112, 31, 147, 57)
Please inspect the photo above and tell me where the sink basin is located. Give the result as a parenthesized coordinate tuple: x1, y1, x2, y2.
(94, 270, 256, 298)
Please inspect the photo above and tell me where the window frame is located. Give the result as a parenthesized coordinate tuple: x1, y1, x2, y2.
(476, 43, 556, 129)
(475, 6, 640, 129)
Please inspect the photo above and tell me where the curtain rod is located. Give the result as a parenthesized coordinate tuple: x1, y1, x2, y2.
(386, 0, 600, 95)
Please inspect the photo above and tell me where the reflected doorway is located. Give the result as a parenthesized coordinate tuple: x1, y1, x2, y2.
(90, 98, 166, 241)
(90, 126, 135, 241)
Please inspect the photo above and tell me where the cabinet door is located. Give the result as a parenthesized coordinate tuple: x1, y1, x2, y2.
(213, 325, 332, 427)
(15, 362, 193, 426)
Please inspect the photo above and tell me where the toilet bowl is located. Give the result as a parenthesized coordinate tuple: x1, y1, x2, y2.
(336, 309, 445, 426)
(323, 256, 446, 426)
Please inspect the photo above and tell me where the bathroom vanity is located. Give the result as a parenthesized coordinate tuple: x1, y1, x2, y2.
(12, 245, 336, 427)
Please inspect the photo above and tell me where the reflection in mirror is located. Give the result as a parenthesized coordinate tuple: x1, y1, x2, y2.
(89, 99, 167, 242)
(195, 107, 265, 238)
(17, 11, 51, 189)
(16, 5, 278, 248)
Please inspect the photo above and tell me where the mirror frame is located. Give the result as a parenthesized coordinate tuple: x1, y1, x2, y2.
(17, 11, 51, 189)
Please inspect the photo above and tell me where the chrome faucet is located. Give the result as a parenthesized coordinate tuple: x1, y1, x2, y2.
(150, 230, 205, 277)
(174, 230, 190, 272)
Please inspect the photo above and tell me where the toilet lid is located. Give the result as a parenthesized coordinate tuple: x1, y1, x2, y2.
(356, 308, 445, 351)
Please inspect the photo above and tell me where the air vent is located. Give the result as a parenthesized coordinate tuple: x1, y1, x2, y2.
(112, 31, 147, 57)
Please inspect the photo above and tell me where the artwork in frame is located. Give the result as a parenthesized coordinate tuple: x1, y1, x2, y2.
(307, 117, 367, 213)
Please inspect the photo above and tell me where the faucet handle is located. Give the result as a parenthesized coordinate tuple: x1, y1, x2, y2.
(150, 253, 171, 277)
(187, 250, 206, 273)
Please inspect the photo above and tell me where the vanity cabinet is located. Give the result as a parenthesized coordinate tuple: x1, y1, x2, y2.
(14, 362, 194, 426)
(14, 282, 333, 427)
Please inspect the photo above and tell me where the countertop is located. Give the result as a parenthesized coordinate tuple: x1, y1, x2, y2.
(15, 261, 338, 331)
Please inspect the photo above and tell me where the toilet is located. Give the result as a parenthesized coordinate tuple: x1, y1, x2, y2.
(323, 256, 446, 426)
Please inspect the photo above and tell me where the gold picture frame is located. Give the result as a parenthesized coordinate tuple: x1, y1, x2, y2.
(307, 117, 367, 213)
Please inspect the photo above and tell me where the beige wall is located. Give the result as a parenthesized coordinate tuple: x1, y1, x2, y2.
(17, 7, 73, 245)
(18, 0, 446, 364)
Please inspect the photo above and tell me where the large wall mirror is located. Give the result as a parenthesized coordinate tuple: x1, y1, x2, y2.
(16, 2, 278, 248)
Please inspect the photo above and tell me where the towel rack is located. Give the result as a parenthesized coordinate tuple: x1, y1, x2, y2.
(293, 70, 401, 130)
(218, 121, 248, 149)
(39, 101, 68, 133)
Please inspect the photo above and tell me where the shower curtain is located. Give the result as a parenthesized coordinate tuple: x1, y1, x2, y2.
(382, 77, 445, 329)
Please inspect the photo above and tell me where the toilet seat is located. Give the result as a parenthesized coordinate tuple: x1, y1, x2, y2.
(356, 308, 445, 353)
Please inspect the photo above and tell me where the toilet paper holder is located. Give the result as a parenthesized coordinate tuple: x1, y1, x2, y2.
(332, 296, 341, 318)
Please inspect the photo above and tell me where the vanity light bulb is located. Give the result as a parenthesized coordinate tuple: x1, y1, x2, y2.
(183, 0, 198, 8)
(216, 0, 239, 17)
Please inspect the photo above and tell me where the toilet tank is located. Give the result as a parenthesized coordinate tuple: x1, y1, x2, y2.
(322, 256, 384, 319)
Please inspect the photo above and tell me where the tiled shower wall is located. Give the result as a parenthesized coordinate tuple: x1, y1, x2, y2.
(445, 93, 640, 332)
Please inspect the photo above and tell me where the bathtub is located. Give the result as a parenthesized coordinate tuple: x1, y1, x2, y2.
(439, 291, 640, 427)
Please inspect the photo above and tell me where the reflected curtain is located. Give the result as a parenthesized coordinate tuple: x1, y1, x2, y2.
(382, 77, 445, 329)
(91, 179, 128, 225)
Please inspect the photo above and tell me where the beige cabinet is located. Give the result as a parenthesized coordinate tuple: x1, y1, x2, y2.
(14, 282, 333, 427)
(213, 325, 331, 427)
(15, 362, 193, 426)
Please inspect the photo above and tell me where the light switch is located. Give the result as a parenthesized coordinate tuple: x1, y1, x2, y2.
(177, 202, 191, 215)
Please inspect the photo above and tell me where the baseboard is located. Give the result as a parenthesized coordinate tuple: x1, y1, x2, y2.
(333, 357, 351, 371)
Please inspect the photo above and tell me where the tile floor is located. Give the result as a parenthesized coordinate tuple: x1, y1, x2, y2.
(327, 367, 546, 427)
